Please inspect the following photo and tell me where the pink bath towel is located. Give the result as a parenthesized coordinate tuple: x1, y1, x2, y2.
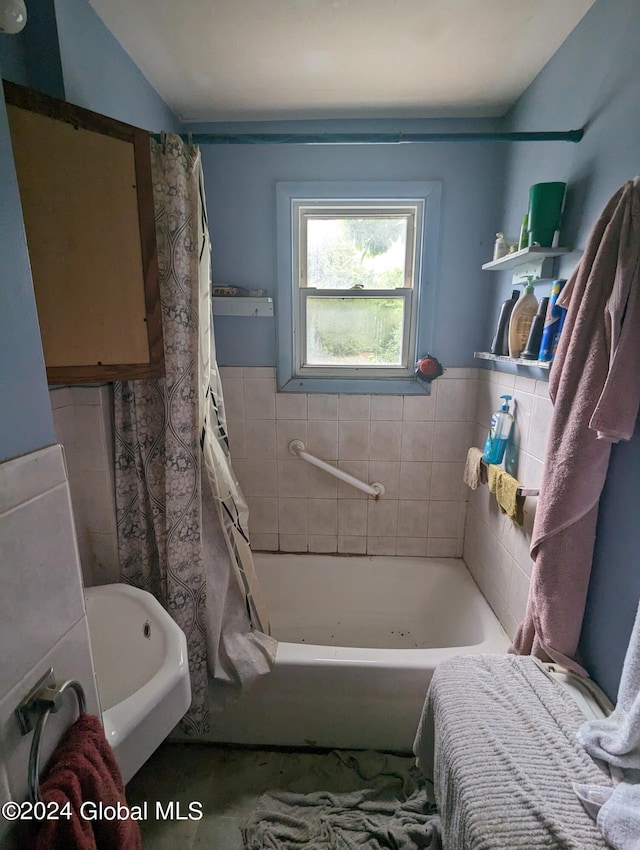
(510, 178, 640, 671)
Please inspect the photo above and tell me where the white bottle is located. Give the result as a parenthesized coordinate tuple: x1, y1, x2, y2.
(493, 232, 509, 261)
(508, 279, 538, 358)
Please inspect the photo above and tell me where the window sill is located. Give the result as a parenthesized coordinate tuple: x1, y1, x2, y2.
(278, 375, 432, 394)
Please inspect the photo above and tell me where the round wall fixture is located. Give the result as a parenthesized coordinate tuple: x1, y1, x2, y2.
(0, 0, 27, 35)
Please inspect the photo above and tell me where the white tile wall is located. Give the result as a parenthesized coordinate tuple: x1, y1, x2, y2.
(463, 368, 553, 640)
(0, 447, 100, 847)
(222, 367, 471, 556)
(42, 367, 546, 642)
(0, 480, 86, 690)
(44, 367, 549, 643)
(0, 618, 101, 807)
(50, 386, 119, 587)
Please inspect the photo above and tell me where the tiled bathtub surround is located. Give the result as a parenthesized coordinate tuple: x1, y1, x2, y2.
(43, 368, 551, 645)
(220, 367, 476, 558)
(464, 370, 552, 640)
(49, 386, 119, 587)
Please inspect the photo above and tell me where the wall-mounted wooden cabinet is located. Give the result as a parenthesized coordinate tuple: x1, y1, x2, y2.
(4, 81, 163, 384)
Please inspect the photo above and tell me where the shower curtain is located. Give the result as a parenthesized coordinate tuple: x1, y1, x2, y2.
(113, 135, 276, 735)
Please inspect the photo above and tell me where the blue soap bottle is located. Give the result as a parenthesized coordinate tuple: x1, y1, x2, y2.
(482, 395, 513, 465)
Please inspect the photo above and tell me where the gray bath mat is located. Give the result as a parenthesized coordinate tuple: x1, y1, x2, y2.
(242, 750, 441, 850)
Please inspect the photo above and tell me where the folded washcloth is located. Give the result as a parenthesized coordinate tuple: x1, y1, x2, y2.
(487, 463, 500, 494)
(463, 447, 486, 490)
(488, 465, 525, 526)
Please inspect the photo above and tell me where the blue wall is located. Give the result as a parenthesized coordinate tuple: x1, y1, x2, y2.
(0, 0, 181, 463)
(54, 0, 181, 131)
(0, 87, 54, 462)
(0, 0, 64, 97)
(581, 417, 640, 700)
(494, 0, 640, 701)
(191, 117, 504, 367)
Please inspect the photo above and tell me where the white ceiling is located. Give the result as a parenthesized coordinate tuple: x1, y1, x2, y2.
(88, 0, 596, 123)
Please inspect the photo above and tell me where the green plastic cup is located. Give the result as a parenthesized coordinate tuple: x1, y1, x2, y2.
(527, 182, 566, 247)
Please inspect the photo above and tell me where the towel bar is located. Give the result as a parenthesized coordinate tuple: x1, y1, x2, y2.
(479, 458, 539, 498)
(15, 668, 87, 803)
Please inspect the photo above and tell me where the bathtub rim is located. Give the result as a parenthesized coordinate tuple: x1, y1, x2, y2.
(272, 631, 510, 669)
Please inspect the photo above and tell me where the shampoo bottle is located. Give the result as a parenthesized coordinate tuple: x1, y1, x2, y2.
(521, 296, 549, 360)
(508, 278, 538, 358)
(538, 279, 567, 361)
(482, 395, 513, 465)
(489, 290, 519, 356)
(518, 214, 529, 251)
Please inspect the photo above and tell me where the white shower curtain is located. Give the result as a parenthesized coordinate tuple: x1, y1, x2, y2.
(113, 134, 276, 735)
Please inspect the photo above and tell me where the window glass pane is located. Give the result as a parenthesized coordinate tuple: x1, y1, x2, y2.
(306, 296, 405, 366)
(306, 217, 408, 290)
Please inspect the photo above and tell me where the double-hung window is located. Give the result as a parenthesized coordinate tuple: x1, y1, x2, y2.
(276, 182, 441, 393)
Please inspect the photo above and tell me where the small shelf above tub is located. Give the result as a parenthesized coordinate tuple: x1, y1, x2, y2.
(212, 296, 274, 317)
(482, 246, 571, 285)
(474, 351, 551, 371)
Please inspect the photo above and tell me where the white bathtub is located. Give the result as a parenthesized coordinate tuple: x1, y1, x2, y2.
(85, 584, 191, 783)
(208, 554, 510, 751)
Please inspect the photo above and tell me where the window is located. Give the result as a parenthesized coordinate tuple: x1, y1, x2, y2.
(277, 182, 441, 393)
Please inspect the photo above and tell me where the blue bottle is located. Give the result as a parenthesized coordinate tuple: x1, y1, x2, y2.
(539, 279, 567, 361)
(482, 395, 513, 465)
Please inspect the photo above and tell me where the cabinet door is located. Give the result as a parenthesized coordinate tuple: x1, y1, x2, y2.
(4, 81, 163, 383)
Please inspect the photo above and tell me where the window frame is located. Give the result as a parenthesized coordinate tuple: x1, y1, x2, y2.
(295, 201, 421, 379)
(276, 181, 442, 394)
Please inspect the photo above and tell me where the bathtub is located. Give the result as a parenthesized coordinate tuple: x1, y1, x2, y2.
(85, 584, 191, 783)
(208, 554, 510, 752)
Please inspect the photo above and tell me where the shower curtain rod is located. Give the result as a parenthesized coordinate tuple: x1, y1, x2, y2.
(153, 129, 584, 145)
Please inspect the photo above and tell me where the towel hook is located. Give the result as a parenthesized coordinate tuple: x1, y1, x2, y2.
(15, 669, 87, 803)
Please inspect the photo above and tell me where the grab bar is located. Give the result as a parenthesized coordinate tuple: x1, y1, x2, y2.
(15, 668, 87, 803)
(288, 440, 385, 498)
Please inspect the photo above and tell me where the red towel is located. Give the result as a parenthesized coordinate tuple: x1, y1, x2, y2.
(32, 714, 141, 850)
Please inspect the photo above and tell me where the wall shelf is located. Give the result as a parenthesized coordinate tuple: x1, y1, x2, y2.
(212, 296, 274, 317)
(482, 246, 570, 285)
(482, 246, 570, 271)
(474, 351, 551, 370)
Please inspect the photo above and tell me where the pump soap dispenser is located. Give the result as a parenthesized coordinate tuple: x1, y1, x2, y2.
(482, 395, 513, 465)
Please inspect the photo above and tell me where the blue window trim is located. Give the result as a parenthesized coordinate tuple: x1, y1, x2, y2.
(275, 180, 442, 394)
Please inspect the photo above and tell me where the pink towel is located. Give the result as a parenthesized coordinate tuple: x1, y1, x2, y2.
(510, 178, 640, 671)
(32, 714, 141, 850)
